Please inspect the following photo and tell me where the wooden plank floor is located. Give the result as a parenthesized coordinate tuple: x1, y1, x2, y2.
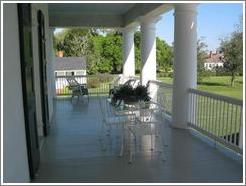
(34, 97, 243, 183)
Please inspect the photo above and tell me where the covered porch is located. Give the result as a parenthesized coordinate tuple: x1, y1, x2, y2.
(34, 97, 242, 182)
(49, 2, 198, 129)
(44, 2, 243, 182)
(2, 2, 243, 183)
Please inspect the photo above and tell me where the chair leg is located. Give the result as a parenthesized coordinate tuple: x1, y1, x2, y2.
(128, 132, 133, 164)
(71, 93, 75, 101)
(119, 129, 124, 157)
(151, 134, 154, 151)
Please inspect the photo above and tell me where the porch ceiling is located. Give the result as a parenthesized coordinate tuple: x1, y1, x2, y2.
(48, 3, 173, 28)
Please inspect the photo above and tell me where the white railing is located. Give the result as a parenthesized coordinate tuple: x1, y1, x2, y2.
(188, 88, 243, 154)
(55, 74, 119, 96)
(55, 75, 243, 154)
(148, 80, 173, 115)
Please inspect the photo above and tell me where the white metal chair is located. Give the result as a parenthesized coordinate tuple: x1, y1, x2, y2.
(126, 102, 167, 164)
(98, 95, 136, 156)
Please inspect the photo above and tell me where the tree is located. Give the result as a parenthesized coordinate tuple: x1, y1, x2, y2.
(87, 33, 123, 74)
(53, 29, 68, 52)
(100, 33, 123, 73)
(220, 15, 243, 86)
(63, 28, 93, 57)
(197, 38, 208, 83)
(156, 37, 173, 73)
(134, 31, 173, 74)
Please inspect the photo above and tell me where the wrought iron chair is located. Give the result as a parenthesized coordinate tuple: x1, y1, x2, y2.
(126, 101, 167, 164)
(98, 94, 136, 156)
(66, 76, 89, 100)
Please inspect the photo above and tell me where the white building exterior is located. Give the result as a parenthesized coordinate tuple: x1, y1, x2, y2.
(204, 61, 224, 70)
(54, 57, 87, 76)
(204, 50, 224, 70)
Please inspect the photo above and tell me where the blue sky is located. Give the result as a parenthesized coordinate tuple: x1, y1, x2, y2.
(55, 3, 243, 51)
(156, 3, 243, 51)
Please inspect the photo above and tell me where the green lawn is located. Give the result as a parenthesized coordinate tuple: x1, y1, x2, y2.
(157, 76, 243, 138)
(157, 76, 243, 100)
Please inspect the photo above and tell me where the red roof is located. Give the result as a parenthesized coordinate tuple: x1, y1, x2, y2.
(205, 51, 224, 63)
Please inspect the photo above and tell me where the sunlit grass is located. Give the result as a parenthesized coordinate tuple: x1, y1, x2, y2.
(158, 76, 243, 100)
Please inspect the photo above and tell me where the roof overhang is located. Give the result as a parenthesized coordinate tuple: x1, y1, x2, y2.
(48, 3, 173, 28)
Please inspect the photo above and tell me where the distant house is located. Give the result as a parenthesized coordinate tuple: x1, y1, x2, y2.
(54, 57, 87, 93)
(204, 50, 224, 70)
(54, 57, 86, 77)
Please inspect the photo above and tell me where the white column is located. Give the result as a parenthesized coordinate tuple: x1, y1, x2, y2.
(122, 27, 135, 78)
(140, 16, 158, 85)
(172, 4, 197, 129)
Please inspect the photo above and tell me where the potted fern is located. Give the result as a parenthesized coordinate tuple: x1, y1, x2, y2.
(111, 84, 150, 106)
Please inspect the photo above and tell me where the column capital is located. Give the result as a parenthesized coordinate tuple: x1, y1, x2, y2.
(121, 24, 137, 34)
(138, 15, 161, 25)
(174, 4, 198, 15)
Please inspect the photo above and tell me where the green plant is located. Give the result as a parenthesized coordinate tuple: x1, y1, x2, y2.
(98, 74, 112, 83)
(112, 84, 150, 104)
(134, 85, 151, 102)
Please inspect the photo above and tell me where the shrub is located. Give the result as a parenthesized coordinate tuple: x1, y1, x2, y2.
(98, 74, 112, 83)
(157, 72, 173, 78)
(214, 66, 230, 76)
(87, 77, 100, 88)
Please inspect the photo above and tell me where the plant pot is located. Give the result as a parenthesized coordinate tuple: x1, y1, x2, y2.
(123, 96, 138, 104)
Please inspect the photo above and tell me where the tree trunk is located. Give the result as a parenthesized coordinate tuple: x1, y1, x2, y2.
(230, 73, 235, 86)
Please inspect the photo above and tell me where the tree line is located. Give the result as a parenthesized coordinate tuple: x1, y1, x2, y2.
(54, 15, 243, 86)
(54, 29, 173, 75)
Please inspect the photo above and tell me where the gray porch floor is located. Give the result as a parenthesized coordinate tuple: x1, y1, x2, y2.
(34, 97, 243, 183)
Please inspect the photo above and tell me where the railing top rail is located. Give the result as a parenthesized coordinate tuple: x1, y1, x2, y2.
(149, 80, 173, 89)
(189, 88, 243, 106)
(55, 74, 118, 78)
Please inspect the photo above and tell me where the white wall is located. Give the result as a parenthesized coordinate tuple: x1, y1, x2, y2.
(3, 3, 54, 182)
(204, 62, 223, 70)
(3, 3, 30, 182)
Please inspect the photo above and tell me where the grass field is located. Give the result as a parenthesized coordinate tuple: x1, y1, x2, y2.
(157, 76, 243, 100)
(157, 75, 243, 139)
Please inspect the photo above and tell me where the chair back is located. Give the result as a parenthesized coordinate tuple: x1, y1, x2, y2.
(66, 76, 79, 87)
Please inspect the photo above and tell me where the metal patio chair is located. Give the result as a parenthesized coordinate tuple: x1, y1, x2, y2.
(66, 76, 89, 100)
(98, 94, 136, 156)
(126, 101, 167, 164)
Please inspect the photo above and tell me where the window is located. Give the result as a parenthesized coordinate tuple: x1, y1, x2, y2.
(75, 70, 86, 76)
(66, 71, 74, 76)
(56, 71, 65, 76)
